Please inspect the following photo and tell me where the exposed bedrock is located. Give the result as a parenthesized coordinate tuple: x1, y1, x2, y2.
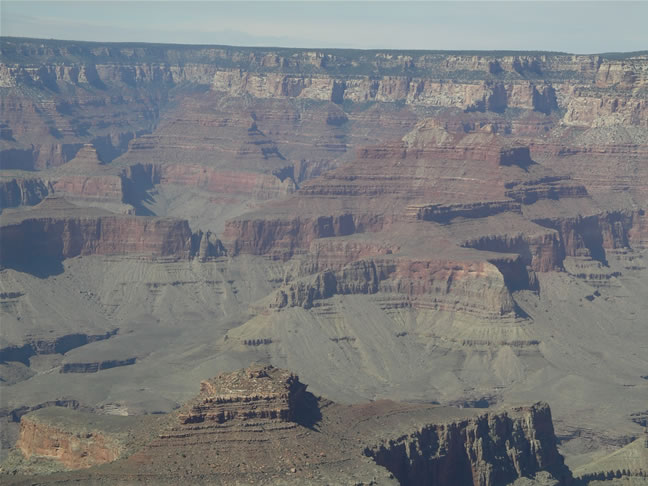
(0, 198, 228, 275)
(503, 176, 589, 204)
(365, 402, 572, 486)
(3, 365, 572, 485)
(156, 164, 296, 200)
(461, 210, 648, 272)
(0, 88, 158, 170)
(119, 162, 295, 209)
(353, 136, 536, 173)
(213, 71, 561, 113)
(17, 420, 120, 470)
(0, 177, 51, 210)
(462, 231, 564, 273)
(2, 39, 647, 172)
(413, 201, 522, 223)
(0, 215, 194, 264)
(15, 408, 138, 470)
(532, 210, 645, 263)
(178, 365, 306, 425)
(190, 229, 227, 262)
(222, 213, 375, 259)
(51, 174, 125, 205)
(59, 358, 136, 374)
(272, 257, 528, 318)
(0, 330, 118, 366)
(301, 238, 400, 272)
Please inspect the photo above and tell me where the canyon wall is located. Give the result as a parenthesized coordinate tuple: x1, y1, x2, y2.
(0, 215, 193, 263)
(0, 198, 226, 267)
(366, 402, 571, 486)
(6, 366, 573, 485)
(1, 37, 647, 170)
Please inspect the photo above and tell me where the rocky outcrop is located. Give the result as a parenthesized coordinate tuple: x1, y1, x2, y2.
(0, 197, 229, 268)
(0, 330, 118, 366)
(2, 38, 647, 172)
(212, 72, 563, 113)
(177, 365, 306, 425)
(223, 213, 362, 259)
(190, 230, 227, 261)
(503, 176, 588, 204)
(15, 408, 140, 470)
(157, 164, 295, 200)
(50, 175, 124, 205)
(462, 230, 564, 273)
(413, 201, 522, 223)
(365, 402, 572, 486)
(0, 213, 193, 264)
(17, 418, 122, 469)
(3, 366, 573, 485)
(60, 358, 136, 374)
(532, 211, 639, 263)
(272, 257, 527, 319)
(0, 177, 50, 210)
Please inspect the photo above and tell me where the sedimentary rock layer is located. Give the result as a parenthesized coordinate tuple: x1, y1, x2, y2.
(366, 402, 570, 486)
(4, 366, 572, 485)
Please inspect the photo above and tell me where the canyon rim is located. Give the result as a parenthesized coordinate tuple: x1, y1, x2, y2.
(1, 3, 648, 483)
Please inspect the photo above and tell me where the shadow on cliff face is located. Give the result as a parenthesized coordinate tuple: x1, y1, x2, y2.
(121, 176, 156, 216)
(293, 390, 323, 431)
(1, 256, 64, 278)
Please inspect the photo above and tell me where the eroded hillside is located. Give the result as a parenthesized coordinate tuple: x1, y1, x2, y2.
(1, 38, 647, 479)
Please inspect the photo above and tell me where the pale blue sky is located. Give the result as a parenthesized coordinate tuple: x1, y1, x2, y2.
(1, 1, 647, 53)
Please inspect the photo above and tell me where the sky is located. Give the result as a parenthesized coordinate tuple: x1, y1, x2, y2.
(1, 1, 647, 54)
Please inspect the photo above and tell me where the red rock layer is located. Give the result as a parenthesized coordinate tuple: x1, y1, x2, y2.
(17, 418, 123, 469)
(272, 257, 524, 319)
(158, 164, 295, 200)
(0, 214, 193, 263)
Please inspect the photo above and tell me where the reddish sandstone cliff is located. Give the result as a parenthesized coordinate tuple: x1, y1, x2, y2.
(0, 215, 193, 263)
(17, 417, 123, 469)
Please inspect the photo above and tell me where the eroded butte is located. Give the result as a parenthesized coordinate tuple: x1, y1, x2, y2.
(2, 365, 573, 485)
(0, 38, 647, 483)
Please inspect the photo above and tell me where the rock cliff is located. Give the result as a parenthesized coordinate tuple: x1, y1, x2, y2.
(366, 402, 571, 486)
(0, 197, 226, 268)
(2, 37, 647, 477)
(2, 365, 572, 485)
(2, 37, 647, 174)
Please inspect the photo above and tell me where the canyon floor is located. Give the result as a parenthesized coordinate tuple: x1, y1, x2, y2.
(1, 38, 648, 483)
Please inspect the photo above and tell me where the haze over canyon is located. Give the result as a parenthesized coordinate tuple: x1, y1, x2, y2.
(0, 36, 647, 485)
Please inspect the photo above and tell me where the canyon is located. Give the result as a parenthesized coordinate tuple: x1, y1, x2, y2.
(1, 365, 574, 485)
(1, 37, 647, 484)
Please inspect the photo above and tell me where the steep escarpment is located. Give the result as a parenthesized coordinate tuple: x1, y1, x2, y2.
(0, 197, 226, 268)
(2, 38, 648, 479)
(0, 329, 118, 366)
(462, 230, 564, 272)
(271, 257, 525, 319)
(0, 176, 50, 210)
(0, 211, 192, 264)
(2, 366, 572, 485)
(532, 210, 642, 263)
(1, 38, 647, 172)
(223, 213, 360, 259)
(365, 402, 571, 486)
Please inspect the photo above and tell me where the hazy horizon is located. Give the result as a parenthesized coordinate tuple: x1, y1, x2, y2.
(2, 1, 648, 54)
